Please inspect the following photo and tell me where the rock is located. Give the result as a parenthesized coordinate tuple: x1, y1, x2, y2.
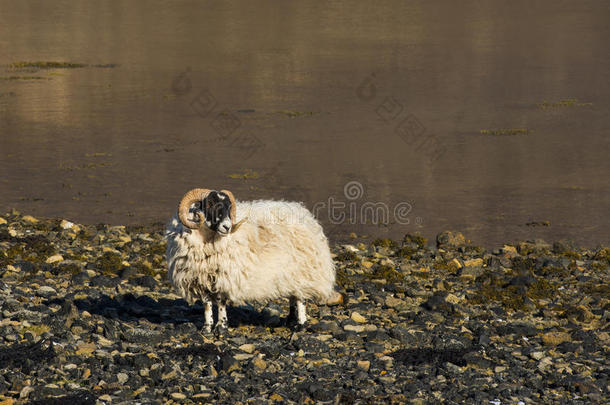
(445, 293, 461, 305)
(385, 296, 403, 308)
(537, 357, 553, 371)
(541, 331, 571, 346)
(351, 312, 366, 323)
(553, 240, 577, 254)
(60, 220, 74, 229)
(132, 275, 157, 289)
(459, 265, 483, 280)
(239, 344, 256, 354)
(326, 291, 344, 306)
(19, 386, 34, 399)
(501, 245, 518, 256)
(422, 292, 453, 313)
(447, 258, 462, 271)
(389, 326, 417, 344)
(403, 233, 427, 248)
(117, 372, 129, 384)
(22, 215, 38, 223)
(89, 275, 120, 288)
(357, 360, 371, 371)
(251, 356, 267, 371)
(98, 394, 112, 402)
(344, 324, 366, 333)
(76, 343, 96, 356)
(36, 286, 57, 298)
(45, 254, 64, 264)
(463, 258, 483, 267)
(219, 353, 240, 373)
(436, 231, 466, 249)
(171, 392, 186, 400)
(311, 321, 341, 334)
(565, 305, 596, 323)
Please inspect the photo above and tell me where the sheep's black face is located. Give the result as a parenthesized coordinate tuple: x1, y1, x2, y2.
(201, 191, 233, 235)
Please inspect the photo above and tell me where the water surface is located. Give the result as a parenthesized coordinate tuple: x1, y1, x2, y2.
(1, 0, 609, 247)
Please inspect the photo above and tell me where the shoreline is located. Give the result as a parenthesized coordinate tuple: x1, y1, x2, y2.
(0, 211, 608, 403)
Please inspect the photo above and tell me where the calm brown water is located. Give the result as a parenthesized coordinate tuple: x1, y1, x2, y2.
(1, 0, 609, 248)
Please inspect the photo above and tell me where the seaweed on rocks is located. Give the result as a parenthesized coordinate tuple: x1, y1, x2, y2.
(0, 338, 55, 373)
(27, 390, 96, 405)
(391, 346, 476, 367)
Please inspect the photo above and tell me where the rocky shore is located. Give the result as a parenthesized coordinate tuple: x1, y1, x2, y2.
(0, 210, 608, 404)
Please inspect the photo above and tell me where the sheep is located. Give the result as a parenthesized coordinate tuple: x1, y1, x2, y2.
(165, 188, 341, 332)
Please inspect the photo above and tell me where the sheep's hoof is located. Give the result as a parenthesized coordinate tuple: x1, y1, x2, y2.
(291, 322, 307, 332)
(202, 324, 213, 334)
(213, 324, 228, 336)
(286, 316, 307, 331)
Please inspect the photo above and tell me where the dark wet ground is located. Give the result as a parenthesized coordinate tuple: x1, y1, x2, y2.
(1, 0, 609, 248)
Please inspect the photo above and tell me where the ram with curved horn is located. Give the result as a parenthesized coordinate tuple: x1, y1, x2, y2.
(165, 187, 342, 332)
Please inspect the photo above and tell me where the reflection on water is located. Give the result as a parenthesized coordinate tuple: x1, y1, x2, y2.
(1, 0, 608, 247)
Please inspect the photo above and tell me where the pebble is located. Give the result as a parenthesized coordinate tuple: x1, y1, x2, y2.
(502, 245, 518, 256)
(35, 286, 57, 298)
(436, 231, 465, 248)
(357, 360, 371, 371)
(343, 324, 366, 333)
(22, 215, 38, 223)
(385, 296, 403, 308)
(459, 266, 483, 280)
(60, 219, 74, 229)
(351, 312, 366, 323)
(445, 293, 461, 305)
(45, 254, 64, 264)
(239, 343, 256, 353)
(171, 392, 186, 400)
(19, 386, 34, 399)
(117, 372, 129, 384)
(463, 258, 483, 267)
(541, 331, 571, 346)
(538, 357, 553, 371)
(252, 356, 267, 371)
(447, 258, 462, 270)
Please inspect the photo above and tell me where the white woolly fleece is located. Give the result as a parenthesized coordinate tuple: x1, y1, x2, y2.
(165, 200, 336, 306)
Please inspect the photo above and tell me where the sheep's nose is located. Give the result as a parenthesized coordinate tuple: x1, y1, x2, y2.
(221, 224, 230, 232)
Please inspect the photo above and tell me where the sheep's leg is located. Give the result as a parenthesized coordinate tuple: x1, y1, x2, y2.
(214, 300, 228, 334)
(203, 301, 213, 333)
(296, 300, 307, 325)
(288, 297, 307, 329)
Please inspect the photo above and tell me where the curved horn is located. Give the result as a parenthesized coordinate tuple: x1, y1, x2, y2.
(178, 188, 210, 229)
(220, 189, 237, 226)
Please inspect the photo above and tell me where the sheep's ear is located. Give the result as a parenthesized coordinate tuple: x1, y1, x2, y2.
(220, 189, 237, 225)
